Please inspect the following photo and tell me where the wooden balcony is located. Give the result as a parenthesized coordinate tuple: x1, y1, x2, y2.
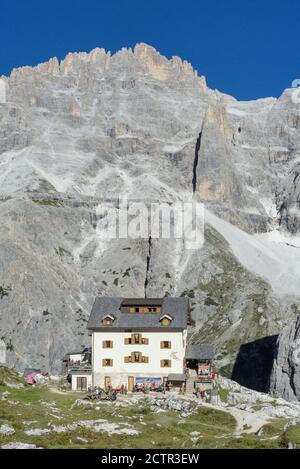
(196, 375, 212, 384)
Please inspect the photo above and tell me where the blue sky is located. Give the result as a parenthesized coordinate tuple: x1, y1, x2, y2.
(0, 0, 299, 100)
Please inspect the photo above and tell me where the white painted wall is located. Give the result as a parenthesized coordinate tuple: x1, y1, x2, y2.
(69, 353, 84, 362)
(71, 373, 92, 391)
(92, 330, 187, 388)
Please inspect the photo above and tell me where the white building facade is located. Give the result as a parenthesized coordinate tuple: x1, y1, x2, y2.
(87, 297, 190, 391)
(92, 330, 188, 389)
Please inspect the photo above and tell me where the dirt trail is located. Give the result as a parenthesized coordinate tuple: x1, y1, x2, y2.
(226, 407, 271, 434)
(48, 386, 84, 397)
(197, 401, 271, 435)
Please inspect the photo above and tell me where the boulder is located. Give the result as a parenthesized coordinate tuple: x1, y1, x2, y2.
(0, 424, 15, 436)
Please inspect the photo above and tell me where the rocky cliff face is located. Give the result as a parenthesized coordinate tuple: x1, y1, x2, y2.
(270, 317, 300, 401)
(1, 44, 300, 381)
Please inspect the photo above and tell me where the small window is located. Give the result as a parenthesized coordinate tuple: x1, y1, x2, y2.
(160, 341, 171, 349)
(160, 314, 173, 326)
(134, 334, 140, 344)
(102, 340, 113, 348)
(135, 307, 139, 313)
(125, 355, 148, 363)
(161, 318, 171, 326)
(102, 315, 115, 326)
(102, 358, 113, 367)
(125, 334, 148, 345)
(161, 359, 171, 368)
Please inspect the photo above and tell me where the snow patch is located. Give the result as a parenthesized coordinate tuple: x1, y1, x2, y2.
(205, 209, 300, 296)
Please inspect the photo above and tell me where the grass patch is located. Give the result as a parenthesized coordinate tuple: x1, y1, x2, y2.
(55, 247, 72, 257)
(0, 366, 292, 449)
(33, 199, 63, 207)
(0, 285, 12, 299)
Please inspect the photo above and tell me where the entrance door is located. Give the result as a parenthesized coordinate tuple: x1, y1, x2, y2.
(104, 376, 111, 390)
(128, 376, 134, 392)
(76, 376, 87, 391)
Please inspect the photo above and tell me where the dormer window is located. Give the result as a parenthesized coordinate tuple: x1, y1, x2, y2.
(159, 314, 174, 326)
(102, 314, 115, 326)
(128, 306, 161, 313)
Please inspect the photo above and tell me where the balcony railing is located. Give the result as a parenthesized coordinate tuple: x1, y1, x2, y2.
(68, 363, 92, 373)
(196, 375, 212, 383)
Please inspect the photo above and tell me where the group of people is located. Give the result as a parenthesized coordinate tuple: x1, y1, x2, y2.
(133, 382, 165, 393)
(87, 385, 117, 401)
(195, 388, 209, 401)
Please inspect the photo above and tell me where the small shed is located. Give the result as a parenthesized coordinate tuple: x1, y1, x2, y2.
(185, 344, 215, 361)
(185, 344, 215, 388)
(167, 373, 186, 391)
(70, 369, 92, 391)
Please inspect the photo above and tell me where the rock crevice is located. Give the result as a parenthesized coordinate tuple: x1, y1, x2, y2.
(192, 131, 202, 193)
(144, 236, 152, 298)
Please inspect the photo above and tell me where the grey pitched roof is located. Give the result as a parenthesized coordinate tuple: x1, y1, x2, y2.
(185, 344, 215, 360)
(87, 297, 189, 331)
(69, 369, 92, 376)
(167, 373, 186, 382)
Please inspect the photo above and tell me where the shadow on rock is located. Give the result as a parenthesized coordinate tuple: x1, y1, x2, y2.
(231, 335, 278, 392)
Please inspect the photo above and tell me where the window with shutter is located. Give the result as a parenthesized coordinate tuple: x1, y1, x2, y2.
(160, 359, 171, 368)
(133, 333, 141, 344)
(126, 352, 148, 363)
(102, 340, 113, 348)
(132, 351, 141, 363)
(160, 341, 171, 349)
(101, 315, 115, 326)
(102, 318, 112, 326)
(102, 359, 113, 367)
(125, 334, 148, 344)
